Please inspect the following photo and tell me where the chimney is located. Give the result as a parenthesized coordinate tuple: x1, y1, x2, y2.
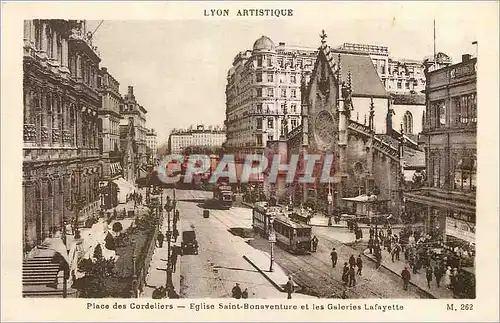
(128, 86, 134, 97)
(462, 54, 471, 62)
(279, 42, 285, 46)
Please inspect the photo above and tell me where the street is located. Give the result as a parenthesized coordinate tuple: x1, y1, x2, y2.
(159, 189, 429, 299)
(171, 189, 311, 299)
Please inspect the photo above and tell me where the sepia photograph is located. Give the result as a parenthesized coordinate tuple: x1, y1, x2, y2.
(2, 1, 499, 322)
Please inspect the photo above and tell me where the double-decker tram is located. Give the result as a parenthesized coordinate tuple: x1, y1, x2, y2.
(252, 202, 312, 254)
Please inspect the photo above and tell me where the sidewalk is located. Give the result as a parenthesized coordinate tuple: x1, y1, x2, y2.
(142, 211, 181, 298)
(243, 247, 318, 299)
(363, 248, 454, 299)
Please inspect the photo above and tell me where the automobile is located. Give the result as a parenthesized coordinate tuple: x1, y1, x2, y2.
(181, 230, 199, 255)
(203, 209, 210, 218)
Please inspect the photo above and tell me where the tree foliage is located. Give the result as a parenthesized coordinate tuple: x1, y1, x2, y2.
(77, 244, 116, 298)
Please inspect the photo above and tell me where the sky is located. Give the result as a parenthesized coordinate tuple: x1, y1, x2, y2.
(86, 10, 480, 144)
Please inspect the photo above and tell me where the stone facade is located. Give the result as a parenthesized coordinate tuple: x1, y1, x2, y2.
(23, 20, 102, 251)
(404, 54, 476, 245)
(265, 34, 424, 219)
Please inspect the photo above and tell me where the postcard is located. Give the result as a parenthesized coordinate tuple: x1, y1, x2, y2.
(1, 1, 498, 322)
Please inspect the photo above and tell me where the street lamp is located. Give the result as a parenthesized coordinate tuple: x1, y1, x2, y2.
(164, 196, 174, 291)
(268, 216, 276, 272)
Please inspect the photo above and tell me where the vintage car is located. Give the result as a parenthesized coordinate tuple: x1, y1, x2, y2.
(203, 209, 210, 218)
(181, 230, 199, 255)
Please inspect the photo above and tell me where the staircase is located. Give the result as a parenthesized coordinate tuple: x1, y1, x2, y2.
(22, 255, 63, 298)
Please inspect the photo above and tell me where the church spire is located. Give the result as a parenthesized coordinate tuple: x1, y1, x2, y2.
(369, 97, 375, 132)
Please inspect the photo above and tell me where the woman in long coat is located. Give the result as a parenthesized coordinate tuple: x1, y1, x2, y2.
(443, 266, 452, 288)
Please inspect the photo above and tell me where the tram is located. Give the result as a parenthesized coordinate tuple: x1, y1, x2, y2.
(252, 202, 312, 254)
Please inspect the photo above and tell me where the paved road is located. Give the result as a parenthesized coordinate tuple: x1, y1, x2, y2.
(166, 190, 428, 299)
(172, 189, 294, 298)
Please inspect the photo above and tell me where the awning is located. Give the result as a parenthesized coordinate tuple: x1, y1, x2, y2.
(403, 191, 476, 214)
(112, 177, 136, 194)
(110, 162, 122, 175)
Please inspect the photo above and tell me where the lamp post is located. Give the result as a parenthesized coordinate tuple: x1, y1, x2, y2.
(164, 196, 173, 290)
(268, 216, 276, 272)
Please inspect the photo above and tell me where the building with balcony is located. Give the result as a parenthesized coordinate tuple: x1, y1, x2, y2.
(97, 67, 123, 209)
(404, 54, 476, 250)
(168, 124, 226, 154)
(22, 19, 101, 297)
(23, 20, 102, 250)
(146, 128, 158, 159)
(224, 36, 317, 154)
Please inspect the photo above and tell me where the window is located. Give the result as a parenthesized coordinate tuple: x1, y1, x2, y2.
(281, 104, 286, 114)
(256, 73, 262, 82)
(397, 82, 402, 89)
(288, 59, 293, 68)
(267, 73, 274, 82)
(256, 88, 263, 97)
(454, 156, 476, 192)
(267, 118, 274, 129)
(256, 118, 262, 130)
(267, 134, 274, 141)
(267, 88, 274, 97)
(291, 74, 296, 83)
(431, 156, 441, 188)
(413, 80, 418, 87)
(257, 56, 262, 67)
(278, 58, 284, 68)
(281, 89, 287, 98)
(380, 60, 386, 75)
(256, 134, 263, 145)
(405, 82, 410, 89)
(291, 118, 298, 129)
(430, 100, 446, 128)
(291, 89, 296, 98)
(267, 57, 272, 66)
(454, 93, 477, 125)
(403, 111, 413, 134)
(256, 103, 263, 113)
(291, 104, 297, 113)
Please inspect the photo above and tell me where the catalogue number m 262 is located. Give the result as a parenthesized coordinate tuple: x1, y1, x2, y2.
(446, 303, 474, 311)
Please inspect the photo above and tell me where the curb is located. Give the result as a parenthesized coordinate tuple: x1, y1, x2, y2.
(362, 249, 437, 299)
(242, 255, 284, 292)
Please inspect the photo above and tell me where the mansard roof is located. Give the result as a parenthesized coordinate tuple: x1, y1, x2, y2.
(320, 45, 389, 98)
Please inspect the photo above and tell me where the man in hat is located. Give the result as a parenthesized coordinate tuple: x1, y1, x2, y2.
(285, 276, 294, 299)
(231, 283, 242, 299)
(401, 267, 411, 291)
(330, 248, 338, 268)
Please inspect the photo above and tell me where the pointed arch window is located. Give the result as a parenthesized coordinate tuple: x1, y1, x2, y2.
(403, 111, 413, 134)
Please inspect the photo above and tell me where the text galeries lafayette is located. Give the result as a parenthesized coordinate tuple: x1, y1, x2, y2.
(157, 154, 337, 184)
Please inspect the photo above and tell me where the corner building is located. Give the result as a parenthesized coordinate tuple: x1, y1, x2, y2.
(404, 54, 476, 247)
(225, 36, 317, 154)
(23, 20, 102, 251)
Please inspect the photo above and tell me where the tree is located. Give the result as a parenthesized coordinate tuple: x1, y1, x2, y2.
(77, 244, 115, 298)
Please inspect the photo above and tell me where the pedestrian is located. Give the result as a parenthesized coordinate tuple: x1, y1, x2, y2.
(232, 283, 242, 299)
(173, 228, 179, 243)
(368, 237, 374, 254)
(330, 248, 338, 268)
(341, 289, 348, 299)
(348, 265, 356, 287)
(311, 236, 319, 252)
(285, 276, 294, 299)
(342, 262, 349, 286)
(426, 266, 433, 288)
(170, 248, 178, 273)
(443, 266, 452, 289)
(369, 225, 374, 238)
(434, 265, 443, 288)
(451, 268, 458, 295)
(348, 254, 356, 268)
(157, 231, 164, 248)
(356, 255, 363, 275)
(242, 288, 249, 299)
(375, 249, 382, 269)
(401, 267, 411, 291)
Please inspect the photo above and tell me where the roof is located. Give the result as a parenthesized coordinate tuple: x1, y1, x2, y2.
(253, 36, 275, 51)
(273, 213, 312, 229)
(391, 93, 425, 105)
(342, 194, 390, 203)
(325, 48, 388, 98)
(402, 146, 426, 168)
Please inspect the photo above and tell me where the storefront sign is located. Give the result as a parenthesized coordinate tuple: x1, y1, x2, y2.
(445, 217, 475, 243)
(450, 61, 476, 79)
